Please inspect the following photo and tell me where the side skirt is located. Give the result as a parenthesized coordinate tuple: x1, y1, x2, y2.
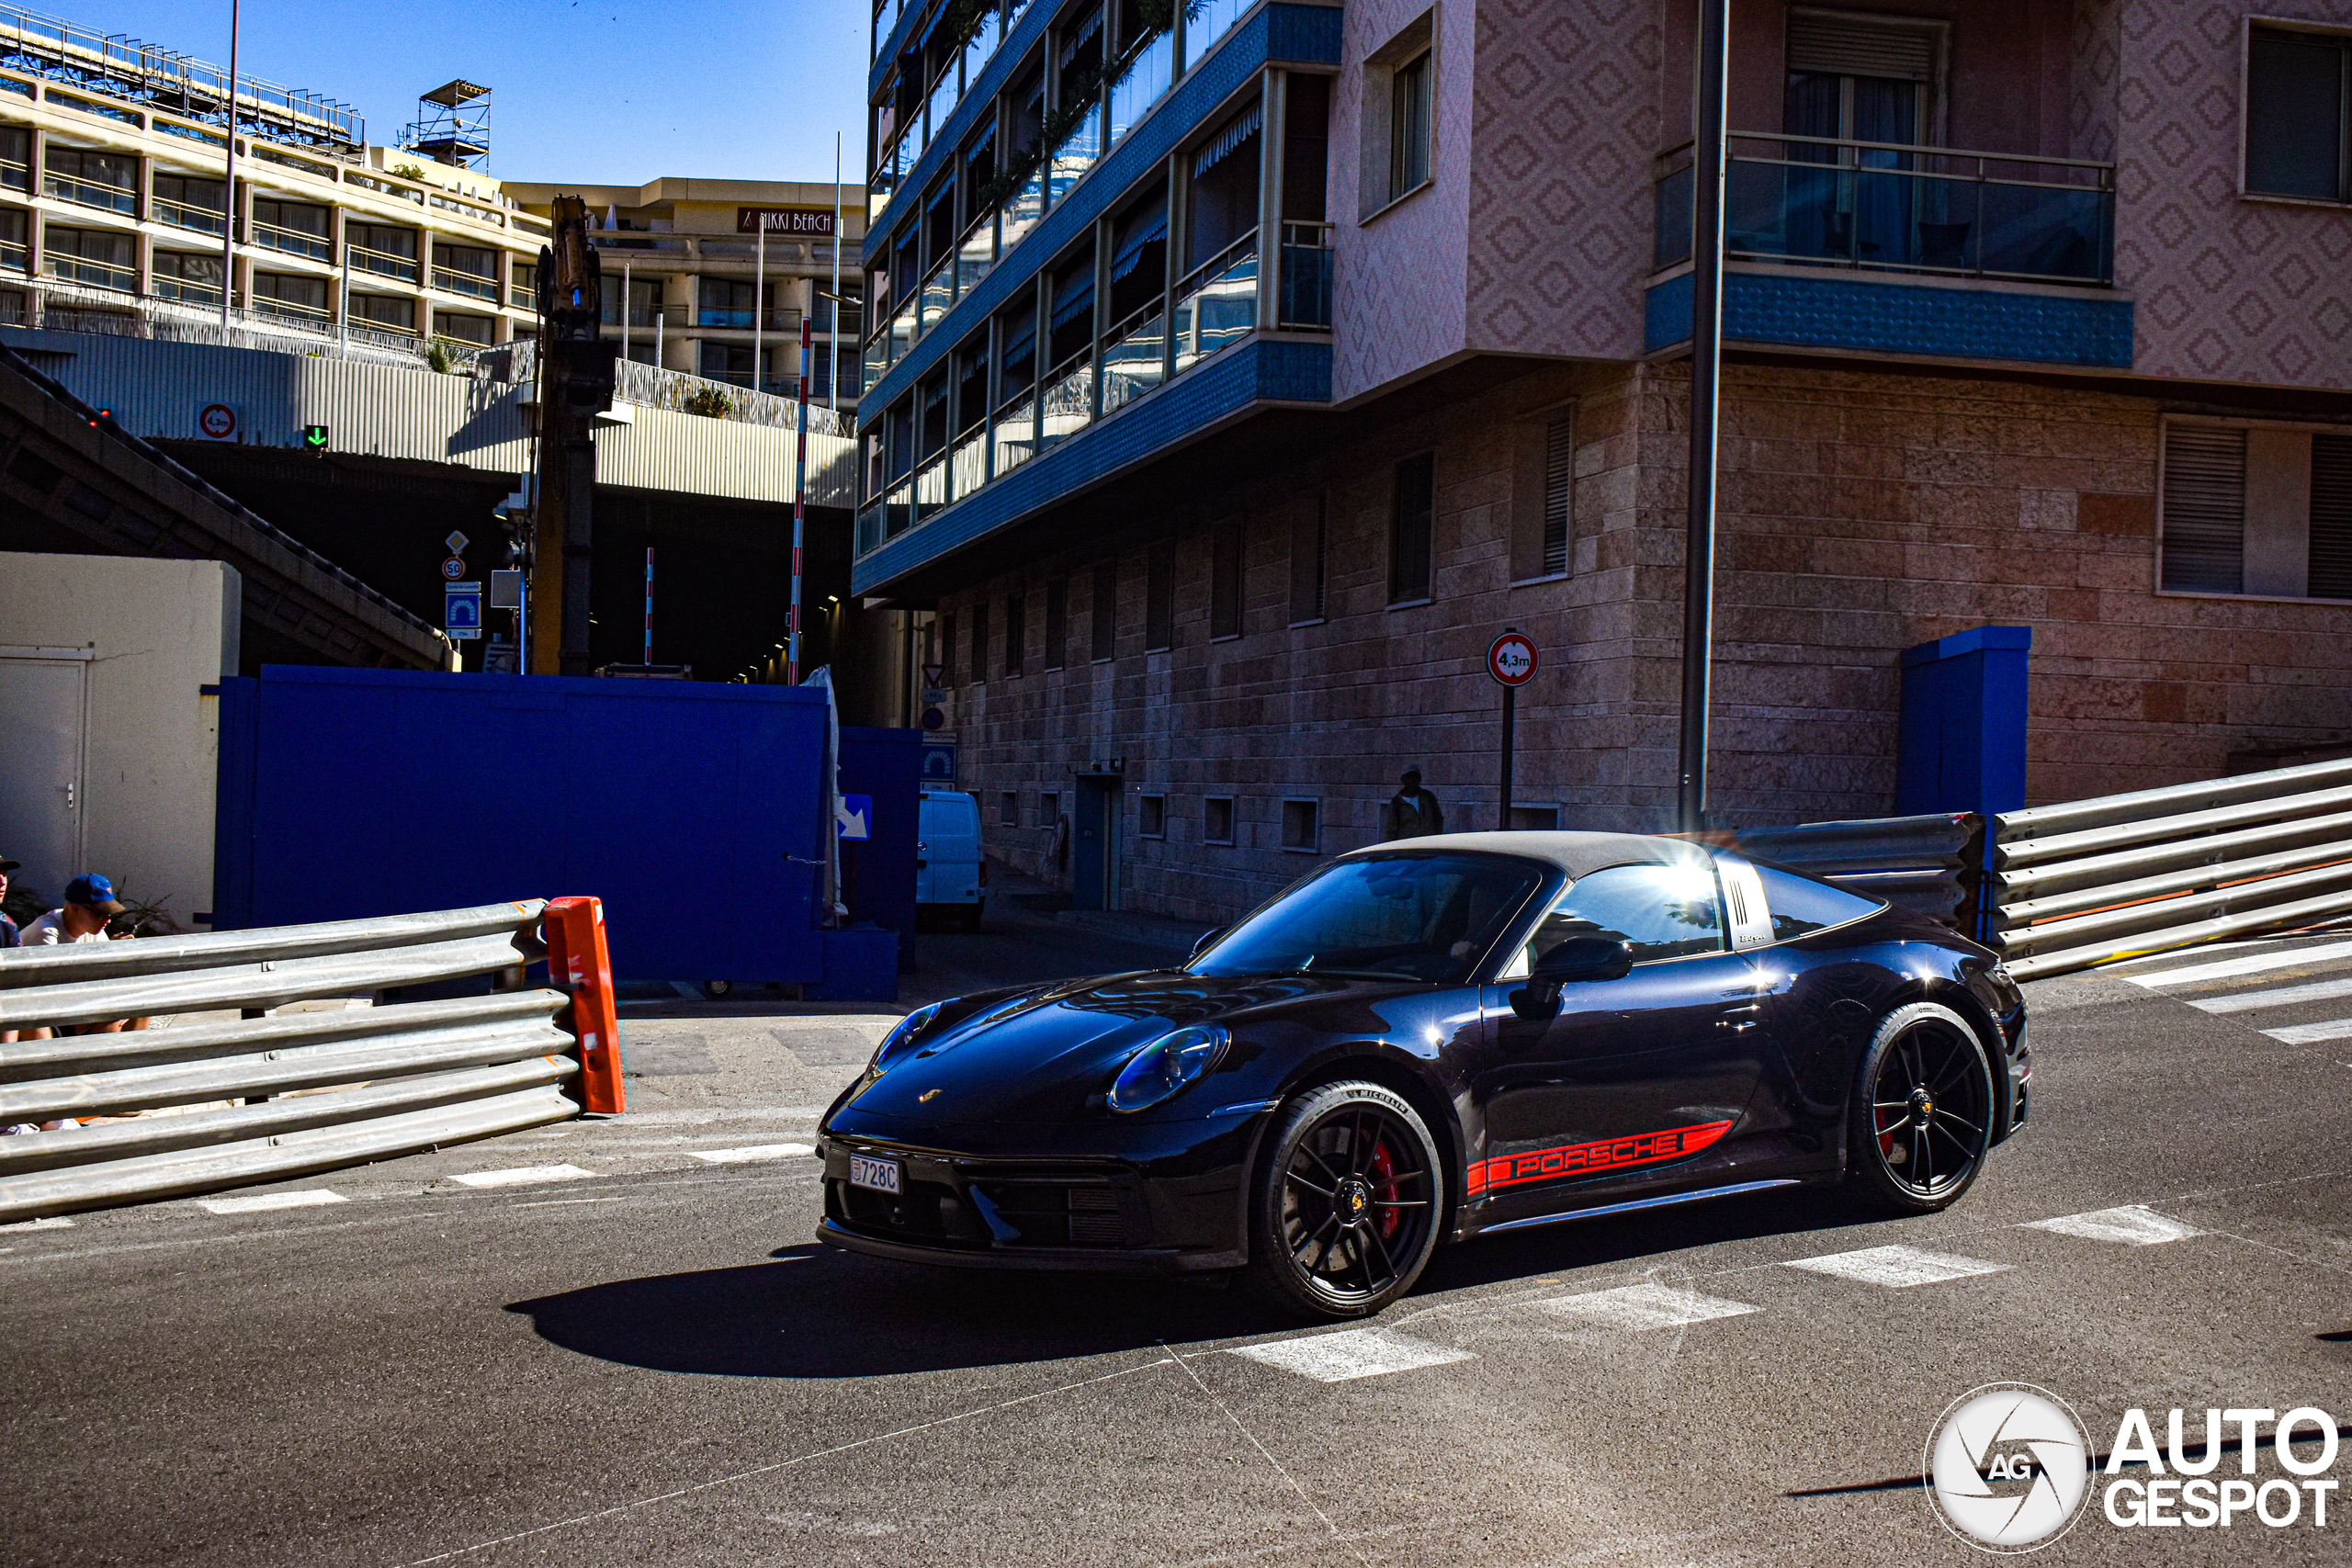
(1475, 1177, 1805, 1236)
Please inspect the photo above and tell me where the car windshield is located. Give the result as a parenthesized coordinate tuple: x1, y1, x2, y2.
(1190, 852, 1546, 985)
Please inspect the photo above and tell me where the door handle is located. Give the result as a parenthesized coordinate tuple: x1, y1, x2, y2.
(1717, 1002, 1762, 1032)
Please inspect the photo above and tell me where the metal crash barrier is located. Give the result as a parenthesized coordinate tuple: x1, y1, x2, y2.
(0, 897, 624, 1224)
(1721, 812, 1984, 930)
(1988, 758, 2352, 981)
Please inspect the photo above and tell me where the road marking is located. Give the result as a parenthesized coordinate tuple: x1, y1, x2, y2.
(0, 1215, 72, 1232)
(2187, 974, 2352, 1013)
(511, 1196, 628, 1209)
(2027, 1204, 2204, 1246)
(1782, 1244, 2011, 1288)
(2263, 1016, 2352, 1045)
(687, 1143, 816, 1164)
(1231, 1327, 1474, 1382)
(2125, 939, 2352, 988)
(198, 1190, 346, 1215)
(1538, 1280, 1762, 1330)
(448, 1164, 598, 1189)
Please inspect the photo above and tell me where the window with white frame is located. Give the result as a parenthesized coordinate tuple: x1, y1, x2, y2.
(1359, 10, 1435, 219)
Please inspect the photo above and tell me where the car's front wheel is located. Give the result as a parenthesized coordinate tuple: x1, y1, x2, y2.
(1846, 1001, 1995, 1215)
(1247, 1080, 1443, 1320)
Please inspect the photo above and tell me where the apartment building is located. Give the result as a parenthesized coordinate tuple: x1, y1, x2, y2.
(851, 0, 2352, 923)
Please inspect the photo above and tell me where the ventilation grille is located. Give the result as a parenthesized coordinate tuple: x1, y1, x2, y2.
(1787, 9, 1939, 81)
(2161, 424, 2246, 593)
(1542, 416, 1573, 576)
(2312, 434, 2352, 601)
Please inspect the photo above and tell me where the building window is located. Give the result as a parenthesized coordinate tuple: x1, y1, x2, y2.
(1361, 12, 1435, 218)
(1510, 412, 1575, 581)
(1138, 794, 1166, 839)
(1204, 795, 1235, 844)
(433, 242, 499, 300)
(1091, 559, 1118, 660)
(1390, 49, 1431, 198)
(940, 611, 957, 684)
(698, 276, 758, 328)
(1282, 797, 1320, 852)
(1043, 578, 1067, 670)
(150, 250, 222, 305)
(1390, 452, 1435, 604)
(249, 197, 330, 260)
(1145, 546, 1174, 651)
(346, 220, 419, 281)
(1001, 791, 1021, 828)
(251, 269, 328, 321)
(1289, 493, 1327, 624)
(433, 311, 494, 344)
(1004, 590, 1025, 677)
(41, 226, 133, 291)
(2159, 420, 2352, 600)
(42, 146, 135, 212)
(351, 293, 415, 333)
(2246, 26, 2351, 203)
(1509, 805, 1561, 830)
(151, 172, 226, 232)
(1040, 790, 1060, 830)
(1209, 520, 1243, 639)
(969, 598, 989, 682)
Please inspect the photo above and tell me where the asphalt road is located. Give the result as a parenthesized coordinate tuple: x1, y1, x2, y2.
(6, 916, 2351, 1568)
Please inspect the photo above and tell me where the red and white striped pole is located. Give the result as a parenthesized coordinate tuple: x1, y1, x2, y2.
(641, 547, 653, 664)
(786, 314, 811, 685)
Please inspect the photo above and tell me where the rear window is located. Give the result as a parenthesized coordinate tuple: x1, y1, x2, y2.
(921, 796, 979, 838)
(1754, 863, 1883, 940)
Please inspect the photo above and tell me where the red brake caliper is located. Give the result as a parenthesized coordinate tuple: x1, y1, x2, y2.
(1369, 1139, 1400, 1240)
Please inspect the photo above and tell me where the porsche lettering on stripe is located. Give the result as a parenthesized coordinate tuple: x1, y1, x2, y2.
(1474, 1120, 1735, 1194)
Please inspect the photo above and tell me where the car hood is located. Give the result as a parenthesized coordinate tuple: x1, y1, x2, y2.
(834, 969, 1418, 1126)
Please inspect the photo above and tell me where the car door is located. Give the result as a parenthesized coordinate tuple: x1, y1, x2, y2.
(1472, 860, 1772, 1223)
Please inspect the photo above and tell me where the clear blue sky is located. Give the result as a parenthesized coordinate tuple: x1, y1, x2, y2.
(103, 0, 869, 186)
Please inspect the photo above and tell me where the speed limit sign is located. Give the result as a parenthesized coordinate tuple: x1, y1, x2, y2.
(1487, 631, 1539, 687)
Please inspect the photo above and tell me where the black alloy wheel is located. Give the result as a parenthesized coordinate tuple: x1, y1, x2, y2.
(1848, 1001, 1996, 1214)
(1249, 1080, 1443, 1319)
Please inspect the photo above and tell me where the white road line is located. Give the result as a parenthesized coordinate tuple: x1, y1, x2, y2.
(1538, 1281, 1761, 1331)
(2027, 1204, 2205, 1246)
(0, 1215, 72, 1232)
(2125, 939, 2352, 988)
(2263, 1016, 2352, 1045)
(686, 1143, 816, 1164)
(2187, 975, 2352, 1013)
(1231, 1327, 1474, 1382)
(198, 1190, 346, 1215)
(448, 1164, 598, 1190)
(1782, 1244, 2011, 1288)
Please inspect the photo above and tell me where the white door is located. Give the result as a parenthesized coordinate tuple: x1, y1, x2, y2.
(0, 651, 89, 902)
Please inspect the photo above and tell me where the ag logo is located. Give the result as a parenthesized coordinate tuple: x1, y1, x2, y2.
(1925, 1384, 2091, 1552)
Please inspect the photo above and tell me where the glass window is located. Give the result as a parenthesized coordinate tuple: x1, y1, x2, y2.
(1517, 862, 1727, 968)
(1751, 863, 1883, 942)
(1193, 852, 1547, 984)
(2247, 28, 2349, 202)
(153, 172, 225, 213)
(351, 293, 414, 331)
(1390, 451, 1434, 603)
(251, 197, 329, 236)
(348, 221, 417, 259)
(1390, 48, 1431, 198)
(433, 310, 494, 344)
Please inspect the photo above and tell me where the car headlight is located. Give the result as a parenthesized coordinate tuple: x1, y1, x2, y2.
(1107, 1025, 1227, 1113)
(870, 1001, 943, 1072)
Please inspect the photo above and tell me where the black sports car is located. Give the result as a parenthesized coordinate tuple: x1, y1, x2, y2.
(815, 831, 2030, 1319)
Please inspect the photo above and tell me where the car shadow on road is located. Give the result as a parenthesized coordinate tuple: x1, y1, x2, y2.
(510, 1188, 1877, 1380)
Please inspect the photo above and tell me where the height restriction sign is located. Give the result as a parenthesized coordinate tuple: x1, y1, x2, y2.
(1487, 631, 1539, 687)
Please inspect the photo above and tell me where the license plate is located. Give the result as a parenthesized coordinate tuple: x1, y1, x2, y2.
(848, 1154, 902, 1194)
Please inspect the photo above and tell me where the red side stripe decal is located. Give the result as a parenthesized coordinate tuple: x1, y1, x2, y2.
(1476, 1120, 1734, 1194)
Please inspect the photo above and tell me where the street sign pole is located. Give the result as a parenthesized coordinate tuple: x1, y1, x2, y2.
(1679, 0, 1732, 834)
(786, 315, 811, 684)
(1486, 628, 1539, 832)
(1499, 682, 1517, 829)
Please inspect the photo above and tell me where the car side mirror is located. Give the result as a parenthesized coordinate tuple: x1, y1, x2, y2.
(1509, 937, 1634, 1019)
(1187, 927, 1225, 964)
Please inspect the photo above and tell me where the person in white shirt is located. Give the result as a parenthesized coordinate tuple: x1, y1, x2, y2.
(20, 873, 146, 1042)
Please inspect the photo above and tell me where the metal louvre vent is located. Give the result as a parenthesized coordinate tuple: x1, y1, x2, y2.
(2311, 434, 2352, 601)
(1542, 416, 1573, 576)
(1786, 9, 1939, 81)
(2160, 424, 2247, 593)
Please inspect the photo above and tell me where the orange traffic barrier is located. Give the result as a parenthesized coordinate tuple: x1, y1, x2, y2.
(544, 896, 626, 1115)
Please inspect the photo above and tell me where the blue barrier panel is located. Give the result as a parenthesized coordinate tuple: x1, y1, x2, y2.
(214, 666, 836, 986)
(1897, 625, 2031, 818)
(838, 726, 921, 965)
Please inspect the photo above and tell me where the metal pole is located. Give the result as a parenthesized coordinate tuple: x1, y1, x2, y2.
(338, 238, 349, 356)
(654, 305, 663, 366)
(220, 0, 239, 331)
(786, 315, 811, 684)
(830, 131, 843, 413)
(752, 220, 765, 399)
(1499, 683, 1517, 831)
(642, 546, 653, 664)
(1678, 0, 1730, 835)
(621, 260, 630, 362)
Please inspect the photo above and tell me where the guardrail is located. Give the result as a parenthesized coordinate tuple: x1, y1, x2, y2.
(1718, 812, 1983, 929)
(0, 897, 623, 1224)
(1987, 757, 2352, 980)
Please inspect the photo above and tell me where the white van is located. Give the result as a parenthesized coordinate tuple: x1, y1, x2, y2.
(916, 789, 986, 931)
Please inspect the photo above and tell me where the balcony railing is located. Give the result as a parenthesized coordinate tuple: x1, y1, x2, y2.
(251, 220, 331, 262)
(1653, 133, 2116, 286)
(0, 154, 26, 192)
(992, 391, 1037, 479)
(1107, 28, 1172, 147)
(856, 497, 886, 556)
(251, 293, 332, 326)
(42, 170, 135, 214)
(1099, 304, 1165, 417)
(886, 475, 914, 538)
(43, 252, 133, 292)
(349, 243, 419, 283)
(433, 265, 499, 300)
(1278, 220, 1333, 330)
(919, 252, 955, 334)
(956, 215, 994, 298)
(1047, 110, 1102, 209)
(950, 422, 989, 499)
(0, 237, 24, 272)
(152, 275, 222, 306)
(1037, 350, 1094, 451)
(152, 196, 226, 235)
(1171, 231, 1258, 377)
(915, 452, 949, 520)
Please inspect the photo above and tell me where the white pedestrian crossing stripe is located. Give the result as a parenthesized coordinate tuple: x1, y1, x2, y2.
(2187, 975, 2352, 1013)
(2261, 1016, 2352, 1045)
(687, 1144, 816, 1164)
(1232, 1327, 1474, 1382)
(198, 1190, 346, 1215)
(2125, 939, 2352, 989)
(1783, 1244, 2010, 1288)
(2027, 1204, 2203, 1246)
(1539, 1281, 1761, 1331)
(449, 1164, 598, 1189)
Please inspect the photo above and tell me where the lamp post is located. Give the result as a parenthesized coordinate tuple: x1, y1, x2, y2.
(1678, 0, 1731, 834)
(219, 0, 239, 330)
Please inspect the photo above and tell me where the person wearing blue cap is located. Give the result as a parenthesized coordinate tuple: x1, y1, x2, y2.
(22, 873, 126, 947)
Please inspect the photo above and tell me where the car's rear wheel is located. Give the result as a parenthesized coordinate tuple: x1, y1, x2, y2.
(1847, 1001, 1995, 1215)
(1247, 1080, 1442, 1320)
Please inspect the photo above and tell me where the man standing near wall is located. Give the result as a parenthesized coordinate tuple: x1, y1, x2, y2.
(0, 854, 18, 950)
(1384, 770, 1446, 841)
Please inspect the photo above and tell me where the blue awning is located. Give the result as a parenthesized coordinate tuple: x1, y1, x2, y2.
(1001, 310, 1035, 362)
(1050, 274, 1095, 330)
(1193, 104, 1261, 179)
(1110, 204, 1168, 282)
(1057, 6, 1103, 67)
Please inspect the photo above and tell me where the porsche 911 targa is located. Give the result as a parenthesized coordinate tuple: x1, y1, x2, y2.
(815, 831, 2030, 1319)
